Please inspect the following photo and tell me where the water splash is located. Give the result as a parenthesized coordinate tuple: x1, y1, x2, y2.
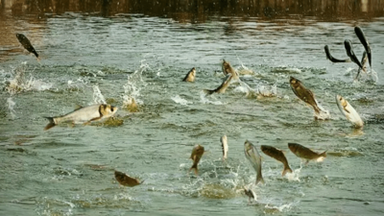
(7, 97, 16, 119)
(199, 91, 223, 105)
(92, 85, 106, 104)
(171, 95, 192, 106)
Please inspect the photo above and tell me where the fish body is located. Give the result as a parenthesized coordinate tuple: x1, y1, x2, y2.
(114, 170, 143, 187)
(189, 144, 205, 175)
(16, 33, 39, 58)
(44, 104, 118, 130)
(204, 75, 233, 95)
(354, 26, 372, 68)
(243, 187, 257, 203)
(335, 95, 364, 128)
(222, 60, 239, 79)
(260, 145, 292, 176)
(288, 143, 326, 164)
(289, 76, 321, 114)
(324, 45, 351, 63)
(344, 39, 364, 70)
(244, 140, 264, 185)
(220, 135, 228, 161)
(183, 67, 196, 82)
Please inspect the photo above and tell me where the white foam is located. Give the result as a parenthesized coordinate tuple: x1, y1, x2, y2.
(171, 95, 192, 106)
(7, 97, 16, 119)
(92, 85, 106, 104)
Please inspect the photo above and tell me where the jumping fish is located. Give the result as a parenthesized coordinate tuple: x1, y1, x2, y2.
(260, 145, 292, 176)
(288, 143, 327, 164)
(354, 26, 372, 68)
(15, 33, 39, 58)
(114, 170, 143, 187)
(335, 95, 364, 129)
(204, 75, 233, 95)
(289, 76, 321, 114)
(244, 140, 264, 185)
(344, 39, 364, 71)
(220, 135, 228, 161)
(222, 59, 239, 79)
(44, 104, 118, 130)
(189, 144, 205, 175)
(324, 45, 351, 63)
(183, 67, 196, 82)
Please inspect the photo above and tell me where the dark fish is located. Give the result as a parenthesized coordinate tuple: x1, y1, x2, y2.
(15, 33, 39, 58)
(182, 67, 196, 82)
(114, 170, 143, 187)
(189, 144, 205, 175)
(354, 26, 372, 68)
(344, 39, 364, 70)
(44, 104, 118, 130)
(324, 45, 351, 63)
(244, 140, 264, 185)
(289, 76, 321, 114)
(288, 143, 327, 164)
(260, 145, 292, 176)
(243, 187, 257, 203)
(204, 75, 233, 95)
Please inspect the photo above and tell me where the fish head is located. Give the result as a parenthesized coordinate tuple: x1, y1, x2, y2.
(288, 143, 298, 153)
(101, 104, 118, 117)
(336, 95, 348, 110)
(191, 144, 205, 159)
(222, 60, 232, 74)
(191, 68, 196, 76)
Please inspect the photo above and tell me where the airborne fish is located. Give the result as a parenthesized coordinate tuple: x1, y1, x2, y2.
(189, 144, 205, 175)
(243, 187, 257, 203)
(344, 39, 364, 71)
(335, 95, 364, 129)
(354, 26, 372, 68)
(220, 135, 228, 161)
(244, 140, 264, 185)
(44, 104, 118, 130)
(204, 75, 233, 95)
(288, 143, 327, 164)
(182, 67, 196, 82)
(324, 45, 351, 63)
(16, 33, 39, 58)
(222, 59, 239, 79)
(289, 76, 322, 114)
(260, 145, 292, 176)
(114, 170, 143, 187)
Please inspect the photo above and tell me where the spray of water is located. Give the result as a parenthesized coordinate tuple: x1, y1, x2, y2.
(7, 97, 16, 119)
(92, 85, 106, 104)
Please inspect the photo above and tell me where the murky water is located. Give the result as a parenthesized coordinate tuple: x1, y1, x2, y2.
(1, 4, 384, 216)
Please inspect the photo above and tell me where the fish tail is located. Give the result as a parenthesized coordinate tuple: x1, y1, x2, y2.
(282, 166, 293, 176)
(33, 51, 39, 58)
(203, 89, 215, 95)
(44, 117, 56, 130)
(256, 175, 265, 185)
(320, 151, 327, 158)
(189, 164, 198, 175)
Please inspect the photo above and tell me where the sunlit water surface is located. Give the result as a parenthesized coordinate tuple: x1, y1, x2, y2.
(1, 12, 384, 216)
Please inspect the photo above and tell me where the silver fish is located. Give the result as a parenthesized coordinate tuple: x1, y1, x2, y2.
(222, 59, 239, 79)
(204, 75, 233, 95)
(44, 104, 118, 130)
(220, 135, 228, 161)
(288, 143, 327, 164)
(335, 95, 364, 129)
(244, 140, 264, 185)
(182, 67, 196, 82)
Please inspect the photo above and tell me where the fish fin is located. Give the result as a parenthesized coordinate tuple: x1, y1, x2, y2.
(282, 167, 293, 176)
(88, 116, 103, 123)
(320, 151, 327, 158)
(189, 164, 198, 176)
(44, 117, 56, 130)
